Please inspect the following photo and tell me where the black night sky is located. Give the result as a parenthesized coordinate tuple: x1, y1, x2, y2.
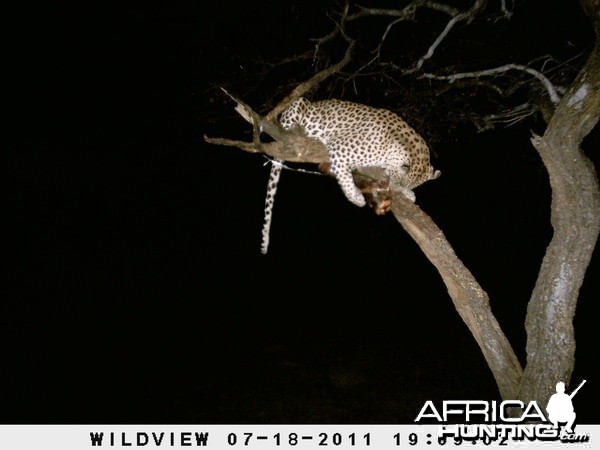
(4, 1, 599, 424)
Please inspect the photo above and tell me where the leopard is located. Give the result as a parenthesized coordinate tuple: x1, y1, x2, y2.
(280, 97, 440, 205)
(260, 97, 440, 254)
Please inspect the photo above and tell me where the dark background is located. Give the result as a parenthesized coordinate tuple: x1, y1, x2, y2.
(4, 1, 599, 423)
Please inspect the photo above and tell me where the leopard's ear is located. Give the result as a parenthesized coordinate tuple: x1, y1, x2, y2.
(431, 169, 441, 180)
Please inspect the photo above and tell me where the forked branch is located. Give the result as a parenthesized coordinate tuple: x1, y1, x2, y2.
(206, 2, 355, 158)
(205, 0, 524, 400)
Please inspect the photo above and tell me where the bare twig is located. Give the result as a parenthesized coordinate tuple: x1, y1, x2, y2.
(315, 0, 473, 73)
(422, 63, 562, 104)
(470, 103, 537, 132)
(338, 1, 485, 72)
(268, 3, 355, 121)
(499, 0, 514, 19)
(262, 156, 324, 176)
(413, 0, 485, 71)
(352, 1, 460, 20)
(358, 17, 406, 71)
(486, 103, 536, 126)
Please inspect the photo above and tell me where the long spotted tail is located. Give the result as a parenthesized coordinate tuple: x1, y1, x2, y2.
(260, 161, 282, 254)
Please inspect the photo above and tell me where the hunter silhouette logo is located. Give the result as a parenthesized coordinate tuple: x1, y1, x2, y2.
(414, 378, 590, 444)
(546, 379, 586, 434)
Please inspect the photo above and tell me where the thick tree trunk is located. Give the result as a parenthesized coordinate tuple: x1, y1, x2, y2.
(518, 0, 600, 407)
(207, 0, 599, 409)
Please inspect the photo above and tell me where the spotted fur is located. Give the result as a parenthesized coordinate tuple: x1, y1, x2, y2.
(260, 162, 282, 254)
(260, 97, 440, 253)
(280, 97, 440, 205)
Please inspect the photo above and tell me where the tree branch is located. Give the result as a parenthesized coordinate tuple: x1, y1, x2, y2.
(475, 103, 537, 131)
(315, 0, 485, 73)
(349, 167, 523, 400)
(204, 131, 330, 165)
(346, 1, 483, 72)
(266, 3, 355, 122)
(205, 2, 356, 164)
(205, 1, 597, 406)
(499, 0, 514, 19)
(387, 178, 523, 400)
(422, 63, 562, 104)
(414, 0, 485, 71)
(352, 2, 460, 20)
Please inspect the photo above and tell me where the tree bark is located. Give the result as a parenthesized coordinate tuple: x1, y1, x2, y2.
(388, 189, 523, 400)
(206, 0, 599, 409)
(518, 0, 600, 407)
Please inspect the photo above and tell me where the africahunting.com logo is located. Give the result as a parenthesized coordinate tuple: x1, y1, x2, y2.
(415, 379, 589, 445)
